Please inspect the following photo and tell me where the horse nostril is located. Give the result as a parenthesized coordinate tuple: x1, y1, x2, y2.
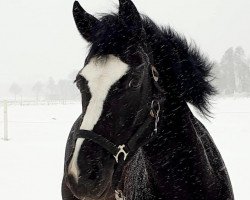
(88, 170, 98, 180)
(88, 164, 101, 180)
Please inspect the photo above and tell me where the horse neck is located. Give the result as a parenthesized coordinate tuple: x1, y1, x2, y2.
(141, 100, 196, 196)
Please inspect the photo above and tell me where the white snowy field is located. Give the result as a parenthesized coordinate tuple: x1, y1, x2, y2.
(0, 98, 249, 200)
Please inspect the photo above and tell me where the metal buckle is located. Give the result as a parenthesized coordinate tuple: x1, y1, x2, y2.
(150, 100, 160, 118)
(151, 65, 159, 82)
(114, 145, 128, 163)
(150, 100, 160, 134)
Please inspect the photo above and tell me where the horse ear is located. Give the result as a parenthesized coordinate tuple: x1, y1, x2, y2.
(118, 0, 142, 36)
(73, 1, 99, 42)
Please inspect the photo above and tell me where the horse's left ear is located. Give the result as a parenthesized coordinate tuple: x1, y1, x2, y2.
(119, 0, 142, 36)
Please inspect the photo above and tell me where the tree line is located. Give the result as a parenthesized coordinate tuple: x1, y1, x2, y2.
(9, 71, 80, 101)
(9, 47, 250, 100)
(213, 46, 250, 96)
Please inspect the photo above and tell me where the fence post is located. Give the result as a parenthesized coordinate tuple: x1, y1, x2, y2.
(3, 100, 8, 141)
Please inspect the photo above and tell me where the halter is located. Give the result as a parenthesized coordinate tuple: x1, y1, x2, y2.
(76, 97, 162, 162)
(76, 48, 166, 196)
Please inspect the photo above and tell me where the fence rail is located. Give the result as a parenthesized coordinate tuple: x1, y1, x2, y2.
(3, 100, 8, 141)
(0, 100, 81, 141)
(0, 99, 80, 107)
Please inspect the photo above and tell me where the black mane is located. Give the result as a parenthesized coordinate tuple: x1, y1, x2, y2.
(83, 13, 216, 116)
(142, 16, 216, 115)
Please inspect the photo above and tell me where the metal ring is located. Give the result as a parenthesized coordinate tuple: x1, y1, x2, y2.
(150, 100, 160, 118)
(151, 65, 159, 82)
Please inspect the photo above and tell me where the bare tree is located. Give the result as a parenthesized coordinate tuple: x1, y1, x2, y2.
(32, 81, 43, 101)
(46, 77, 58, 100)
(9, 83, 22, 101)
(57, 79, 80, 101)
(220, 47, 236, 95)
(215, 47, 250, 95)
(234, 46, 250, 93)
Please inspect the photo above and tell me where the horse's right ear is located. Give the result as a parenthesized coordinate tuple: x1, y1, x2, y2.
(73, 1, 99, 42)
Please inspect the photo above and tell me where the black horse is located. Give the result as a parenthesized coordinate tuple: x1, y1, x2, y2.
(62, 1, 234, 199)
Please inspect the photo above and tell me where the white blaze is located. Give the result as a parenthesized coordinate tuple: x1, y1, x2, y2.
(68, 55, 129, 182)
(68, 138, 85, 181)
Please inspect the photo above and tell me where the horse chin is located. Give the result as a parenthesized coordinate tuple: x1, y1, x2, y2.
(71, 188, 112, 200)
(96, 183, 115, 200)
(80, 185, 114, 200)
(67, 175, 114, 200)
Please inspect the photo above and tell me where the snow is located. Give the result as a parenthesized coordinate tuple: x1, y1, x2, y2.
(0, 103, 82, 200)
(0, 98, 249, 199)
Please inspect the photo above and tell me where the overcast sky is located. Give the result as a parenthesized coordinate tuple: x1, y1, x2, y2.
(0, 0, 249, 96)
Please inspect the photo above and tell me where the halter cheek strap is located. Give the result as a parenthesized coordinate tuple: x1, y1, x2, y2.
(111, 98, 164, 189)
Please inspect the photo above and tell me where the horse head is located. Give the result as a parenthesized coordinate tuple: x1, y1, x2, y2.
(62, 0, 224, 199)
(66, 1, 156, 199)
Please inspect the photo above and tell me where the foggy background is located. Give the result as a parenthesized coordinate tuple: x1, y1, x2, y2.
(0, 1, 250, 200)
(0, 0, 249, 100)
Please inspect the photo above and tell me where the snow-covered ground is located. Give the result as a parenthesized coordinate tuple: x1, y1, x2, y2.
(0, 98, 249, 200)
